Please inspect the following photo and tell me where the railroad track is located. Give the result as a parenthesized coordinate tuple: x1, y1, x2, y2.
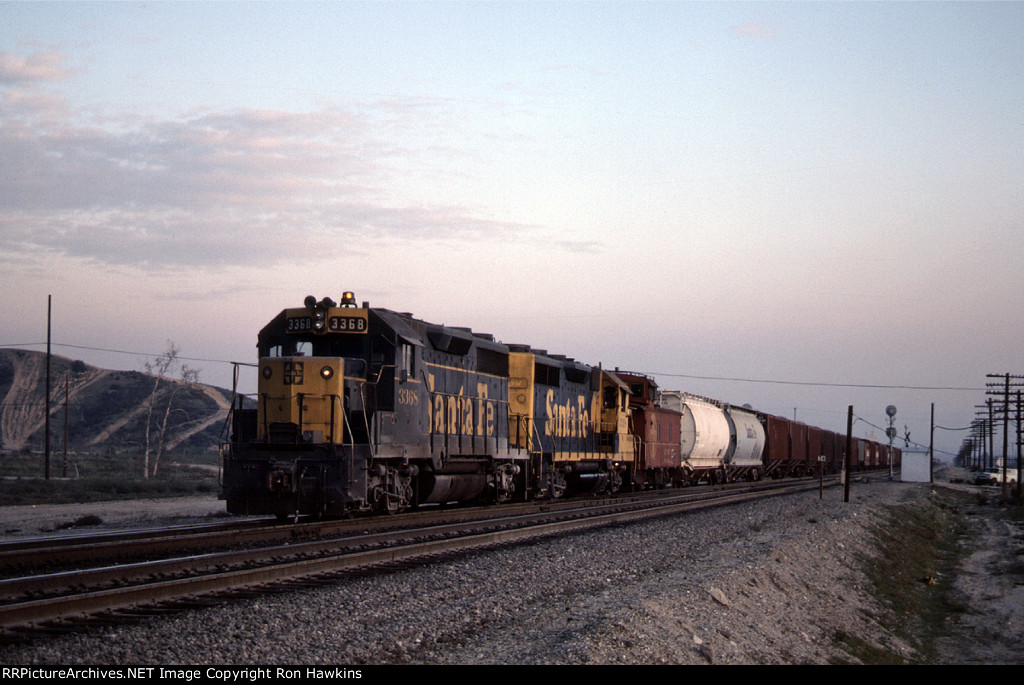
(1, 477, 838, 638)
(0, 518, 278, 574)
(0, 477, 811, 573)
(0, 491, 655, 574)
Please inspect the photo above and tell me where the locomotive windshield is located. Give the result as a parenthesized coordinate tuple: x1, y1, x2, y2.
(260, 334, 370, 359)
(260, 319, 408, 386)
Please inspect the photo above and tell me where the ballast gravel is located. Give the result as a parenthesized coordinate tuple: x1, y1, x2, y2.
(0, 479, 995, 664)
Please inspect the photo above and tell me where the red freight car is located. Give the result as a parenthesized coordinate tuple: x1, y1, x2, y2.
(613, 371, 683, 489)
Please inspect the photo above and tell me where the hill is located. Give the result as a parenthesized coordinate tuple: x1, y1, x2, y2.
(0, 348, 235, 461)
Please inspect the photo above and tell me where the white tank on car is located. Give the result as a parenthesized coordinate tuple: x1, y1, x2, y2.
(724, 405, 766, 478)
(657, 391, 730, 472)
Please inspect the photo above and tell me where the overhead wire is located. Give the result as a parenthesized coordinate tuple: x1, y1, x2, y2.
(2, 340, 993, 459)
(2, 343, 985, 391)
(0, 341, 256, 367)
(648, 370, 984, 392)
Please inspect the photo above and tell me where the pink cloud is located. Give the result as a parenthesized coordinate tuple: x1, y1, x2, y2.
(0, 51, 67, 84)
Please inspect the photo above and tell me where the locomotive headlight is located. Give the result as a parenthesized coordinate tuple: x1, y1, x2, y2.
(313, 310, 326, 331)
(320, 365, 334, 380)
(262, 366, 273, 379)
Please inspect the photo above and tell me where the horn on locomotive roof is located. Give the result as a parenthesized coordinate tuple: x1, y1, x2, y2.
(304, 295, 337, 310)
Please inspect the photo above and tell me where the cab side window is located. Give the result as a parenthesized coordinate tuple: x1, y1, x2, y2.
(399, 343, 414, 380)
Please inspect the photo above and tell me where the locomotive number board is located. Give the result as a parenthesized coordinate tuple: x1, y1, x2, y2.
(286, 311, 369, 334)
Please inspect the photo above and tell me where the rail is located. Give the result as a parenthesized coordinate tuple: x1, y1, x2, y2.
(0, 478, 837, 634)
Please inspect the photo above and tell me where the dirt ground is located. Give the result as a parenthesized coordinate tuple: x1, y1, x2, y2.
(0, 495, 229, 538)
(930, 481, 1024, 664)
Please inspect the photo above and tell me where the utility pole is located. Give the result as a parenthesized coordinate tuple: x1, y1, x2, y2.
(972, 404, 995, 471)
(969, 417, 991, 471)
(63, 371, 69, 478)
(1017, 391, 1022, 499)
(985, 373, 1024, 497)
(45, 295, 51, 480)
(929, 403, 934, 484)
(844, 405, 853, 503)
(989, 399, 995, 471)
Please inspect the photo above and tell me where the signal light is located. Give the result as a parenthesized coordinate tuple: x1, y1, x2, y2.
(341, 291, 356, 307)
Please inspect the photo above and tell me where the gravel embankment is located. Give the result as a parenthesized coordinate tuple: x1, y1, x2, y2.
(2, 479, 949, 665)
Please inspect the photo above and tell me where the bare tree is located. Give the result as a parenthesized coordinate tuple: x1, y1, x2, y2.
(141, 342, 200, 478)
(151, 363, 200, 478)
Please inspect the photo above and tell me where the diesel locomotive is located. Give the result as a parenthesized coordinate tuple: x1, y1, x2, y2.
(221, 292, 899, 519)
(221, 293, 635, 517)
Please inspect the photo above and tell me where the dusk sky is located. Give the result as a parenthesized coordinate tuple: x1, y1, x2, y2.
(2, 2, 1022, 460)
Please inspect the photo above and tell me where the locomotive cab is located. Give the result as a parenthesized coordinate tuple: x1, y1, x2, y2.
(256, 296, 381, 443)
(224, 295, 413, 517)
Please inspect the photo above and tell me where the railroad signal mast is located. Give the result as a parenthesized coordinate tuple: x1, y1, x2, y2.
(885, 405, 897, 481)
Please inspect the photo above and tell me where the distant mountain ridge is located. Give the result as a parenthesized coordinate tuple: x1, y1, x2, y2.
(0, 349, 234, 454)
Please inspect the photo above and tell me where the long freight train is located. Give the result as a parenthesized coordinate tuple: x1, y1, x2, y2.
(221, 293, 899, 518)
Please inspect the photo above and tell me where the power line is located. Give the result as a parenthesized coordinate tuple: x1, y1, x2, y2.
(649, 370, 983, 392)
(5, 341, 983, 390)
(1, 341, 253, 367)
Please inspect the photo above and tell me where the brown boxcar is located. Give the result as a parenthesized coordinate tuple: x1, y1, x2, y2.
(855, 438, 868, 470)
(759, 413, 792, 478)
(818, 428, 838, 474)
(807, 425, 822, 474)
(789, 421, 809, 475)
